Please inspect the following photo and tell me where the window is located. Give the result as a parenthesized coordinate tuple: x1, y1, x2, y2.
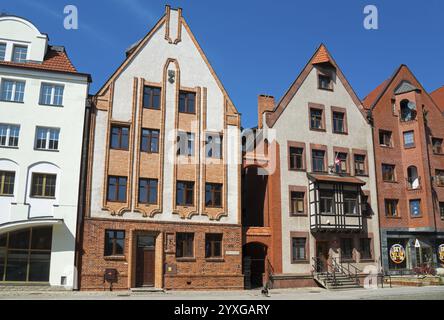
(140, 128, 159, 153)
(382, 164, 396, 182)
(179, 91, 195, 113)
(39, 83, 64, 106)
(107, 176, 127, 202)
(0, 227, 52, 282)
(344, 193, 358, 215)
(400, 99, 416, 122)
(403, 131, 414, 148)
(138, 178, 158, 204)
(440, 202, 444, 220)
(436, 170, 444, 187)
(432, 138, 443, 154)
(205, 234, 222, 258)
(290, 192, 305, 215)
(292, 238, 307, 262)
(289, 147, 304, 170)
(335, 152, 348, 174)
(410, 199, 421, 217)
(205, 183, 222, 207)
(30, 173, 56, 198)
(12, 45, 27, 63)
(0, 43, 6, 61)
(176, 181, 194, 206)
(318, 74, 332, 90)
(110, 125, 129, 150)
(1, 79, 25, 102)
(0, 171, 15, 196)
(341, 238, 353, 260)
(143, 86, 161, 109)
(310, 108, 323, 130)
(104, 230, 125, 256)
(312, 150, 325, 172)
(0, 124, 20, 147)
(319, 191, 334, 214)
(379, 130, 392, 147)
(35, 127, 60, 151)
(205, 133, 222, 159)
(354, 154, 366, 176)
(333, 112, 345, 133)
(360, 238, 372, 260)
(176, 233, 194, 258)
(385, 199, 398, 217)
(177, 131, 194, 156)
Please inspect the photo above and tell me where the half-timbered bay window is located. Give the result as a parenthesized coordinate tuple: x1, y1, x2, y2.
(176, 233, 194, 258)
(319, 190, 334, 215)
(344, 193, 358, 215)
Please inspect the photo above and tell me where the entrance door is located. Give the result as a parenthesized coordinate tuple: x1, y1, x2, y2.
(316, 241, 329, 272)
(136, 235, 156, 287)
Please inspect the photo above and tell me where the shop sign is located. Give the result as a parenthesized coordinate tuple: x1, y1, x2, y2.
(439, 244, 444, 263)
(389, 244, 406, 264)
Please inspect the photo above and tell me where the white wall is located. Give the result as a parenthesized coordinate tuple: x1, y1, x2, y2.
(0, 17, 88, 288)
(264, 66, 381, 274)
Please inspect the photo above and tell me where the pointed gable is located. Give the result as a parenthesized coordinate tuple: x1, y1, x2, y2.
(266, 44, 366, 127)
(431, 86, 444, 113)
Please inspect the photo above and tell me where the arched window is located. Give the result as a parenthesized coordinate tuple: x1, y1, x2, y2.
(400, 99, 416, 122)
(407, 166, 420, 189)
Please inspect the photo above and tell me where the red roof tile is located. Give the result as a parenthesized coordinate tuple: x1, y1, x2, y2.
(311, 45, 331, 64)
(0, 46, 78, 74)
(309, 173, 367, 185)
(430, 86, 444, 113)
(362, 79, 389, 110)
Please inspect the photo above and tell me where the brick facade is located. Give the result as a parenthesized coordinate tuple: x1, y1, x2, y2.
(79, 218, 243, 291)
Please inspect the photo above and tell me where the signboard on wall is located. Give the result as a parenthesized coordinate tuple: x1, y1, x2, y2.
(439, 244, 444, 263)
(389, 244, 406, 264)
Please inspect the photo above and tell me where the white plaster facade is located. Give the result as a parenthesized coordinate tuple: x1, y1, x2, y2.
(262, 47, 381, 275)
(0, 16, 90, 288)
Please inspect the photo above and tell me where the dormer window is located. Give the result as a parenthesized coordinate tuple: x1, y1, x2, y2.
(0, 43, 6, 61)
(318, 74, 333, 91)
(12, 45, 28, 63)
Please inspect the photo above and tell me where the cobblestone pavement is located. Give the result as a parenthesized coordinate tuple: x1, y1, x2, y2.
(0, 285, 443, 300)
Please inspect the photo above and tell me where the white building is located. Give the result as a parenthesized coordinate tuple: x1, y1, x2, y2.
(0, 15, 90, 288)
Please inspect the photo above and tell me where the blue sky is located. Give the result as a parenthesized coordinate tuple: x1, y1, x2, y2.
(2, 0, 444, 128)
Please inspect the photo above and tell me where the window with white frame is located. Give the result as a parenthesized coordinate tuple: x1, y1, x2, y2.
(12, 45, 27, 63)
(0, 79, 25, 102)
(0, 124, 20, 147)
(39, 83, 64, 106)
(35, 127, 60, 151)
(0, 43, 6, 61)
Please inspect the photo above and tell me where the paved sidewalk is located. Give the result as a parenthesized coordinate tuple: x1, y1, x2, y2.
(0, 285, 443, 300)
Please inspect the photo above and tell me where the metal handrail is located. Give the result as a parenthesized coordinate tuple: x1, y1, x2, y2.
(312, 257, 337, 288)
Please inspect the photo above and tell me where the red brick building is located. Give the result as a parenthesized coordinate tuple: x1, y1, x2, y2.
(363, 65, 444, 274)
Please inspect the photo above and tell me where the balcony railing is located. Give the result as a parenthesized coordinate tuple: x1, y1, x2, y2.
(406, 176, 421, 190)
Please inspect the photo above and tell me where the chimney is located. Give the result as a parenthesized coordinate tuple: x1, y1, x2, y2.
(258, 95, 275, 128)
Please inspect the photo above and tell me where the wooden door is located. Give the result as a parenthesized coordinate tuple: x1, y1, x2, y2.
(136, 235, 156, 287)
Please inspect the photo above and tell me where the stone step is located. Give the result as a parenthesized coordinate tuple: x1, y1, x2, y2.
(0, 285, 69, 292)
(130, 287, 165, 293)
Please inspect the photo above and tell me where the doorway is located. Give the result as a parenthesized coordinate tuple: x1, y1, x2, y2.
(243, 242, 267, 289)
(135, 234, 156, 287)
(316, 241, 329, 272)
